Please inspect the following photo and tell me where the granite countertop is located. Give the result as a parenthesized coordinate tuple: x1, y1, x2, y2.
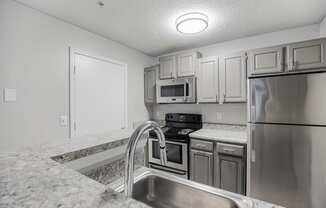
(0, 127, 279, 208)
(0, 129, 150, 208)
(190, 124, 247, 144)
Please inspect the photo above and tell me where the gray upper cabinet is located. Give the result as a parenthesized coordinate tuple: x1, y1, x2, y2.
(219, 52, 247, 102)
(159, 55, 176, 79)
(197, 57, 219, 103)
(248, 46, 284, 75)
(287, 39, 326, 71)
(190, 149, 214, 186)
(144, 65, 158, 103)
(177, 52, 200, 77)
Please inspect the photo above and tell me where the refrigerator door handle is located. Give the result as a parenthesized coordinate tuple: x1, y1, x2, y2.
(251, 128, 255, 163)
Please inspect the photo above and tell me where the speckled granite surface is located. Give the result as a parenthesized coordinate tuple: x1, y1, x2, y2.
(0, 129, 150, 208)
(0, 128, 281, 208)
(83, 150, 145, 185)
(190, 123, 248, 144)
(51, 138, 130, 164)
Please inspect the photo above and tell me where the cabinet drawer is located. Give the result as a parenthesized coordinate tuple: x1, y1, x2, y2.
(217, 143, 244, 157)
(191, 139, 213, 152)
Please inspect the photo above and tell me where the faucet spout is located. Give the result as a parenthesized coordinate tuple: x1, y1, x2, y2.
(124, 121, 167, 197)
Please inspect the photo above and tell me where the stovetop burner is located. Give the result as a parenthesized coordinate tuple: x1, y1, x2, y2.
(178, 128, 195, 135)
(149, 113, 202, 143)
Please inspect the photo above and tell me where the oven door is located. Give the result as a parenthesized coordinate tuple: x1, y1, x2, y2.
(156, 77, 196, 103)
(148, 138, 188, 171)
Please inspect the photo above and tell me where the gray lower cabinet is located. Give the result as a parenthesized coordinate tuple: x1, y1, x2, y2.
(215, 154, 244, 194)
(190, 138, 246, 195)
(190, 149, 213, 186)
(215, 143, 245, 195)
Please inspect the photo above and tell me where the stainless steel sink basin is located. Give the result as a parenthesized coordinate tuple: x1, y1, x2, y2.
(114, 169, 253, 208)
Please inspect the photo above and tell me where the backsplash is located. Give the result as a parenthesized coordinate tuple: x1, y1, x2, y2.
(151, 103, 247, 125)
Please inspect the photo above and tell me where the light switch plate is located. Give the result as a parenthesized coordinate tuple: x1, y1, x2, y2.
(4, 88, 17, 102)
(59, 115, 68, 127)
(216, 112, 223, 121)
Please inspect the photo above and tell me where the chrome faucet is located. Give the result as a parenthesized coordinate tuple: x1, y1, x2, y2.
(124, 121, 167, 198)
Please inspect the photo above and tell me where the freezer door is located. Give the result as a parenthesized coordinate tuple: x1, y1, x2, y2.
(249, 72, 326, 125)
(249, 123, 326, 208)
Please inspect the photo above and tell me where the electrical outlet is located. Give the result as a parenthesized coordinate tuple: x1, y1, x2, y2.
(4, 88, 16, 102)
(156, 111, 160, 118)
(216, 112, 223, 121)
(59, 115, 68, 127)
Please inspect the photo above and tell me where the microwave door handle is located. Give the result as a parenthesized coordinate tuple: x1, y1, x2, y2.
(184, 80, 188, 101)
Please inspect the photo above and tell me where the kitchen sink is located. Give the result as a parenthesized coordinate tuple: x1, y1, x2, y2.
(114, 169, 252, 208)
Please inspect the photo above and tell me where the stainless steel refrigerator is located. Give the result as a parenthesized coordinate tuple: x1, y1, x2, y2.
(248, 72, 326, 208)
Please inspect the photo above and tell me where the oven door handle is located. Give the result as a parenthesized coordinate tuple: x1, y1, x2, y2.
(150, 164, 187, 175)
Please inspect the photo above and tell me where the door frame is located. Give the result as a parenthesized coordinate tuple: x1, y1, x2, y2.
(69, 47, 128, 138)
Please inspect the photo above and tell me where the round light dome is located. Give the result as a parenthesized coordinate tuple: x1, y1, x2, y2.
(176, 13, 208, 34)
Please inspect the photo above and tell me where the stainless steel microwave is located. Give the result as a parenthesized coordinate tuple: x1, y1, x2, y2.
(156, 77, 196, 103)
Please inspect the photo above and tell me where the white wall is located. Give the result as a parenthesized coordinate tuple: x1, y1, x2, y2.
(152, 24, 321, 124)
(0, 0, 155, 153)
(320, 16, 326, 37)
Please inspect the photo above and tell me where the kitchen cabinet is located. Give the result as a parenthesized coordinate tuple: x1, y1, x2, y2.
(215, 143, 245, 194)
(287, 39, 326, 71)
(144, 65, 158, 103)
(247, 46, 284, 75)
(197, 54, 246, 103)
(159, 55, 176, 79)
(159, 52, 201, 80)
(190, 149, 214, 186)
(190, 139, 214, 186)
(177, 52, 200, 77)
(219, 53, 247, 102)
(197, 57, 219, 103)
(190, 137, 246, 194)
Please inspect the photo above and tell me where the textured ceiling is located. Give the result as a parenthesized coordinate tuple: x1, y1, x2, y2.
(15, 0, 326, 56)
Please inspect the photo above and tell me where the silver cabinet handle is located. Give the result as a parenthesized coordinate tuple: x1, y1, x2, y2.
(293, 61, 297, 70)
(222, 148, 235, 153)
(289, 57, 295, 71)
(196, 144, 206, 148)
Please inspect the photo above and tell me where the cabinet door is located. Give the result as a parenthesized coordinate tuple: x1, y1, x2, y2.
(216, 155, 244, 194)
(159, 55, 176, 79)
(287, 39, 326, 71)
(190, 149, 213, 186)
(177, 52, 198, 77)
(248, 46, 284, 75)
(197, 57, 219, 103)
(220, 53, 247, 102)
(144, 65, 157, 103)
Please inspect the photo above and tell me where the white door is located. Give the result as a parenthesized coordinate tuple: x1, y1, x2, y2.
(159, 55, 176, 79)
(220, 53, 247, 102)
(70, 49, 127, 137)
(177, 52, 196, 77)
(197, 57, 219, 103)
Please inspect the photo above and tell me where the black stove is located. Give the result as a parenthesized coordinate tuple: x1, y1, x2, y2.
(150, 113, 202, 143)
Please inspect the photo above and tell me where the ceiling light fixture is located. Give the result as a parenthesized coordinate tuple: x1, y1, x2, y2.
(176, 12, 208, 34)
